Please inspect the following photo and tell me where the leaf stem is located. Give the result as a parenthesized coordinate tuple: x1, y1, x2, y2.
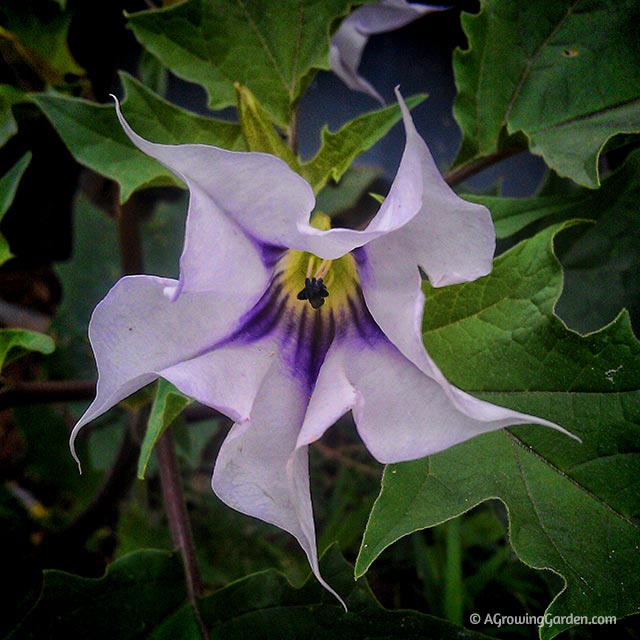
(288, 106, 299, 155)
(444, 146, 526, 187)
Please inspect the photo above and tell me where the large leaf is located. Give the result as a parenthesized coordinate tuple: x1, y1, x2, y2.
(32, 73, 244, 202)
(9, 547, 493, 640)
(356, 223, 640, 639)
(0, 151, 31, 265)
(128, 0, 365, 128)
(466, 149, 640, 333)
(453, 0, 640, 187)
(7, 550, 187, 640)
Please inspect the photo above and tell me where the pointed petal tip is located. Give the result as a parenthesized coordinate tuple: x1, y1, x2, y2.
(69, 430, 84, 475)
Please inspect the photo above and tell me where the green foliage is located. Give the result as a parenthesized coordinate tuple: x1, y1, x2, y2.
(234, 83, 300, 169)
(301, 94, 426, 193)
(1, 1, 638, 637)
(356, 223, 640, 639)
(0, 327, 54, 372)
(0, 83, 26, 147)
(127, 0, 365, 127)
(138, 380, 192, 479)
(453, 0, 640, 187)
(0, 151, 30, 265)
(33, 73, 245, 202)
(468, 149, 640, 333)
(234, 82, 424, 194)
(0, 0, 84, 89)
(8, 547, 495, 639)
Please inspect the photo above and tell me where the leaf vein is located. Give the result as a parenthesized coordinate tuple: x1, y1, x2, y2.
(502, 0, 581, 127)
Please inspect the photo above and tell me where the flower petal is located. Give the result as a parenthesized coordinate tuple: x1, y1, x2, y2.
(212, 357, 345, 607)
(336, 337, 575, 464)
(113, 99, 315, 290)
(158, 336, 278, 424)
(299, 91, 428, 259)
(297, 338, 358, 448)
(70, 274, 249, 465)
(392, 89, 496, 287)
(356, 90, 495, 380)
(330, 0, 447, 103)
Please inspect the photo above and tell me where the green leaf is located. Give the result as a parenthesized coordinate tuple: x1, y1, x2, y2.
(315, 165, 383, 216)
(128, 0, 363, 127)
(466, 191, 586, 240)
(138, 379, 192, 479)
(453, 0, 640, 187)
(356, 223, 640, 639)
(0, 327, 54, 372)
(301, 94, 427, 194)
(32, 72, 245, 202)
(234, 83, 300, 170)
(7, 550, 187, 640)
(9, 547, 493, 640)
(466, 149, 640, 333)
(0, 0, 85, 88)
(0, 151, 31, 265)
(0, 84, 26, 148)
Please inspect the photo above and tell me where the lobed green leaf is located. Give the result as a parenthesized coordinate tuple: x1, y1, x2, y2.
(453, 0, 640, 187)
(127, 0, 367, 128)
(301, 94, 427, 194)
(8, 546, 494, 640)
(356, 223, 640, 639)
(466, 149, 640, 333)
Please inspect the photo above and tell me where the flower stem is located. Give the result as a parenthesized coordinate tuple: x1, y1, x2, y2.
(156, 428, 210, 639)
(114, 187, 209, 639)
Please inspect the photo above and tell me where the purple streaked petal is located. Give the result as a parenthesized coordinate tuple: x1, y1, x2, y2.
(70, 274, 248, 465)
(212, 357, 345, 608)
(296, 338, 358, 448)
(330, 0, 447, 103)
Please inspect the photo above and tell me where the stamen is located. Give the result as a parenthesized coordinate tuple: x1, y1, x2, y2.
(313, 259, 332, 280)
(297, 277, 329, 309)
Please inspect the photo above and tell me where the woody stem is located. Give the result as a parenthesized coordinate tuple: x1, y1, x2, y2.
(115, 189, 209, 640)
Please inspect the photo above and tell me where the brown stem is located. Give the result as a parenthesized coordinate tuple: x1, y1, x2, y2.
(444, 145, 526, 187)
(115, 186, 209, 639)
(156, 428, 209, 639)
(116, 195, 144, 275)
(0, 379, 96, 410)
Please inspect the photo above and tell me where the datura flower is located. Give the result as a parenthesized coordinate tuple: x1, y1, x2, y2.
(71, 90, 573, 606)
(330, 0, 448, 103)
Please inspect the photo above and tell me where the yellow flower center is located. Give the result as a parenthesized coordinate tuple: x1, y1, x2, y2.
(279, 212, 360, 313)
